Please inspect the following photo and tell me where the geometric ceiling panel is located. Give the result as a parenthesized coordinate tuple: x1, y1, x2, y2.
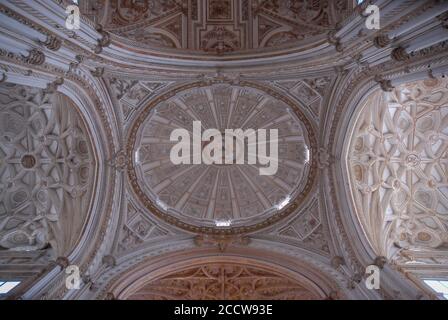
(80, 0, 353, 54)
(347, 78, 448, 260)
(276, 198, 330, 255)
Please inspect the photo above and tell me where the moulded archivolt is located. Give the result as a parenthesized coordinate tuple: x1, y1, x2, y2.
(126, 262, 321, 300)
(102, 248, 340, 300)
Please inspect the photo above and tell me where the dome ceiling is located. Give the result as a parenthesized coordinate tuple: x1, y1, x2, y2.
(129, 82, 316, 233)
(81, 0, 353, 55)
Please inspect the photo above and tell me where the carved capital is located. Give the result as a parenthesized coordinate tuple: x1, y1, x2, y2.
(75, 55, 84, 63)
(335, 43, 343, 53)
(438, 12, 448, 29)
(108, 150, 128, 171)
(373, 34, 391, 48)
(102, 255, 117, 268)
(347, 273, 363, 290)
(201, 71, 240, 85)
(330, 256, 345, 269)
(94, 24, 111, 54)
(333, 65, 346, 75)
(98, 31, 111, 47)
(352, 273, 363, 283)
(104, 292, 116, 300)
(318, 148, 335, 169)
(42, 35, 62, 51)
(391, 47, 410, 61)
(24, 49, 45, 65)
(373, 256, 387, 269)
(327, 30, 342, 52)
(55, 256, 70, 269)
(326, 290, 339, 300)
(81, 274, 91, 284)
(327, 30, 339, 45)
(91, 67, 105, 77)
(94, 45, 103, 54)
(374, 75, 394, 92)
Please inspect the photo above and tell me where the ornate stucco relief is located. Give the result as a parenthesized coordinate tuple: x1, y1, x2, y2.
(347, 78, 448, 259)
(0, 83, 96, 257)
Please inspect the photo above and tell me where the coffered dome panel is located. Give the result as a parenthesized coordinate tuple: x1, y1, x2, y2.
(128, 82, 317, 234)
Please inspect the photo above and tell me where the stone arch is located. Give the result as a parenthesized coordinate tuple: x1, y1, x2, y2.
(101, 247, 343, 300)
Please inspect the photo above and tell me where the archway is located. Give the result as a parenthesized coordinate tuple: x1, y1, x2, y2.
(103, 247, 342, 300)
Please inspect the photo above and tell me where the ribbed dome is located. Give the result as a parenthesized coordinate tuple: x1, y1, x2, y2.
(133, 83, 312, 229)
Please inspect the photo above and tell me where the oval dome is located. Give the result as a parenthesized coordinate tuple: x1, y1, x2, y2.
(128, 82, 316, 233)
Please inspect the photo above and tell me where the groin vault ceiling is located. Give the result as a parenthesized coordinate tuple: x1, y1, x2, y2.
(346, 78, 448, 260)
(0, 83, 96, 258)
(0, 0, 447, 301)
